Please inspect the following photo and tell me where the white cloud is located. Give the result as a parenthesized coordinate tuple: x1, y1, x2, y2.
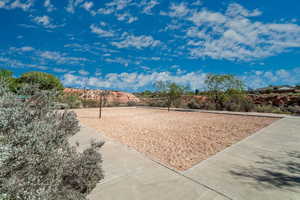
(112, 33, 161, 49)
(105, 0, 132, 11)
(40, 51, 61, 60)
(62, 70, 207, 91)
(90, 24, 115, 37)
(163, 3, 300, 61)
(39, 50, 89, 65)
(9, 46, 34, 53)
(105, 57, 129, 67)
(33, 16, 50, 26)
(53, 67, 68, 73)
(226, 3, 261, 17)
(0, 0, 34, 11)
(167, 2, 190, 18)
(82, 1, 93, 10)
(44, 0, 55, 12)
(81, 1, 96, 15)
(116, 12, 138, 23)
(241, 67, 300, 89)
(0, 57, 48, 70)
(97, 0, 139, 23)
(32, 15, 62, 29)
(97, 7, 114, 15)
(78, 69, 89, 76)
(140, 0, 159, 15)
(66, 0, 83, 13)
(189, 9, 226, 25)
(22, 46, 34, 51)
(62, 67, 300, 91)
(192, 0, 202, 6)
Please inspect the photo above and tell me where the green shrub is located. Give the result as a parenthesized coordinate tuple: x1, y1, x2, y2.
(255, 105, 285, 114)
(110, 101, 120, 107)
(187, 99, 201, 109)
(201, 101, 217, 110)
(0, 83, 104, 200)
(127, 101, 136, 107)
(148, 99, 168, 107)
(82, 99, 99, 108)
(59, 94, 82, 109)
(285, 106, 300, 115)
(222, 95, 255, 112)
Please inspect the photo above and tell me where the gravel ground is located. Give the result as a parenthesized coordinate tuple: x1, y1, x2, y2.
(74, 107, 278, 171)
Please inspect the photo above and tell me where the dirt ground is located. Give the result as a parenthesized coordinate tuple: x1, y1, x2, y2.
(74, 107, 278, 171)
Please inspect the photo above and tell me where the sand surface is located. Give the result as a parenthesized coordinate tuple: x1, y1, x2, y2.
(74, 107, 277, 171)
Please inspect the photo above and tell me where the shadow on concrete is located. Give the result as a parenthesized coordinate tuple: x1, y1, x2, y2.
(229, 151, 300, 191)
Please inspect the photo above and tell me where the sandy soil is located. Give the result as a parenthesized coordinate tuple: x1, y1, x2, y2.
(74, 107, 278, 171)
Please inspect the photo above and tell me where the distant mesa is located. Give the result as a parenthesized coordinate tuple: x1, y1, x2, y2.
(64, 88, 140, 105)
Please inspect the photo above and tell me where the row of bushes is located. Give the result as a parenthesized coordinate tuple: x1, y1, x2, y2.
(140, 96, 300, 115)
(186, 98, 300, 114)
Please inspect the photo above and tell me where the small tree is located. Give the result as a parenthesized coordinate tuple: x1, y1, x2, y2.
(99, 90, 110, 119)
(155, 81, 186, 111)
(18, 71, 64, 91)
(204, 74, 245, 109)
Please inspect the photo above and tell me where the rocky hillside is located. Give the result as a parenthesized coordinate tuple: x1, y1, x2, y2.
(64, 88, 140, 105)
(249, 94, 300, 106)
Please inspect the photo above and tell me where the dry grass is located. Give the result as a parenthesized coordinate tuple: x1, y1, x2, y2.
(74, 107, 278, 171)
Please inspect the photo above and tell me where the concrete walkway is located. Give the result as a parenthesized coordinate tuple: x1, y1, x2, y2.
(70, 115, 300, 200)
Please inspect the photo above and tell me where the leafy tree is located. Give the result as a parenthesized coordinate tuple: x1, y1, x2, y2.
(0, 68, 19, 92)
(18, 71, 64, 91)
(155, 81, 186, 111)
(0, 83, 104, 200)
(204, 74, 245, 109)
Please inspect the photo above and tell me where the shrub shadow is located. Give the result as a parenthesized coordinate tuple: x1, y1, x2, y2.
(229, 151, 300, 191)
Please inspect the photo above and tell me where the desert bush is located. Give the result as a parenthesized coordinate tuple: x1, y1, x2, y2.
(187, 99, 201, 109)
(148, 99, 168, 107)
(82, 99, 99, 108)
(127, 100, 136, 107)
(59, 94, 82, 109)
(0, 83, 104, 200)
(110, 101, 120, 107)
(222, 92, 255, 112)
(199, 101, 217, 110)
(285, 106, 300, 115)
(255, 105, 285, 114)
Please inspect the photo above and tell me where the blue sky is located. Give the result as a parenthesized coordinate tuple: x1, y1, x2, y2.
(0, 0, 300, 91)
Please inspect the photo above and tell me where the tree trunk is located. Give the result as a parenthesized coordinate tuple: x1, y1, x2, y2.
(99, 94, 102, 119)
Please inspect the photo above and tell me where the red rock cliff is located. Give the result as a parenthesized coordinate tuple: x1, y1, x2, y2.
(64, 88, 140, 104)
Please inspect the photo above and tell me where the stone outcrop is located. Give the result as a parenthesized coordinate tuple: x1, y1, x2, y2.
(64, 88, 140, 105)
